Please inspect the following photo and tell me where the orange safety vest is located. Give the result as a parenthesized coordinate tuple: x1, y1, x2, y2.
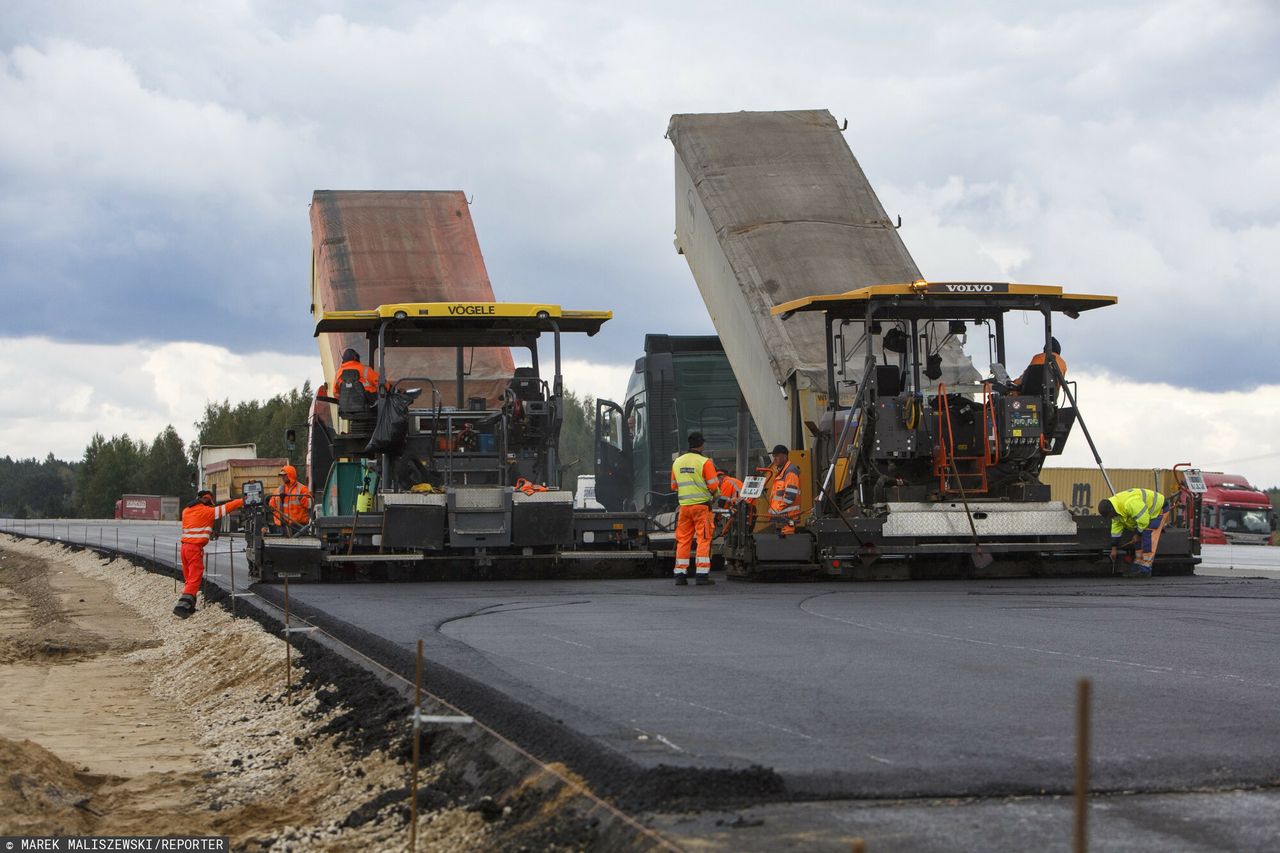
(180, 498, 245, 547)
(769, 463, 802, 519)
(271, 479, 312, 526)
(717, 476, 744, 506)
(1016, 352, 1067, 385)
(335, 360, 380, 393)
(514, 478, 549, 496)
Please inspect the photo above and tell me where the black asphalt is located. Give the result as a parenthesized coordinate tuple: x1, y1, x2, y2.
(7, 520, 1279, 835)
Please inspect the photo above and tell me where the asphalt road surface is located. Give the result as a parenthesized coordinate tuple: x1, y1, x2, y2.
(6, 520, 1279, 851)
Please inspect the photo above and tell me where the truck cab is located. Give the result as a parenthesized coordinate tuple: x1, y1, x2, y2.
(1199, 473, 1277, 545)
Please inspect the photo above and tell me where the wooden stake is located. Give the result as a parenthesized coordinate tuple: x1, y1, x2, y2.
(1075, 678, 1091, 853)
(851, 840, 866, 853)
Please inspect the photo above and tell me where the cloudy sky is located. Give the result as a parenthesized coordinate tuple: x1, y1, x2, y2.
(2, 1, 1279, 484)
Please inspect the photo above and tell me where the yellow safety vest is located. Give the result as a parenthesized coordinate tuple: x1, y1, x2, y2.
(672, 452, 715, 506)
(1109, 488, 1165, 536)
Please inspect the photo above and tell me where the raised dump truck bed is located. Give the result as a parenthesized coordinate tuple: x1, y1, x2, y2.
(310, 190, 514, 405)
(668, 109, 974, 450)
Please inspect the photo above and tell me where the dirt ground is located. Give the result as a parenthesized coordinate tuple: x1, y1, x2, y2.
(0, 536, 622, 851)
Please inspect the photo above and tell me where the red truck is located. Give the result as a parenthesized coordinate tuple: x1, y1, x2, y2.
(113, 494, 180, 521)
(1199, 473, 1276, 545)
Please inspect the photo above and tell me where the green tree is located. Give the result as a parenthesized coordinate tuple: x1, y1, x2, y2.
(190, 383, 313, 480)
(557, 390, 595, 494)
(141, 425, 195, 504)
(75, 433, 145, 517)
(0, 454, 76, 518)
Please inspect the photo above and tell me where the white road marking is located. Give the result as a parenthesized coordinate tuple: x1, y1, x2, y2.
(798, 593, 1279, 690)
(546, 634, 590, 648)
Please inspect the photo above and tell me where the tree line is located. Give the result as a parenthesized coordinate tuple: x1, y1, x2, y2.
(0, 381, 598, 519)
(0, 385, 314, 519)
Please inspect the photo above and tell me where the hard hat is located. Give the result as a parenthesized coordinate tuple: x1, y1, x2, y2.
(342, 348, 360, 362)
(771, 444, 789, 455)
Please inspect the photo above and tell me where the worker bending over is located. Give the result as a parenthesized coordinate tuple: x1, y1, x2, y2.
(1099, 488, 1169, 578)
(670, 431, 720, 586)
(335, 347, 380, 393)
(270, 464, 312, 530)
(175, 490, 244, 617)
(768, 445, 802, 534)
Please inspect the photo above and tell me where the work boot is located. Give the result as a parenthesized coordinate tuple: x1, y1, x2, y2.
(694, 575, 715, 586)
(674, 574, 688, 586)
(1122, 567, 1152, 579)
(173, 594, 196, 618)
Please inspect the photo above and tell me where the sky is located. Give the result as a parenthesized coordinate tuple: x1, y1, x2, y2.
(2, 1, 1279, 485)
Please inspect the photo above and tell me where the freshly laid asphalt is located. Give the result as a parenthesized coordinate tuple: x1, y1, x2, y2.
(5, 521, 1279, 849)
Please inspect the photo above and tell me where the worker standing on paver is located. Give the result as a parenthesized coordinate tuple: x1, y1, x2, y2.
(671, 432, 720, 586)
(335, 347, 380, 393)
(767, 445, 802, 534)
(269, 464, 312, 531)
(175, 490, 244, 617)
(1100, 488, 1168, 577)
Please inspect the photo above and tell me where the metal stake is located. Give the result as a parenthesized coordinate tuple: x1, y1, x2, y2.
(410, 638, 423, 852)
(1075, 678, 1091, 853)
(284, 576, 292, 704)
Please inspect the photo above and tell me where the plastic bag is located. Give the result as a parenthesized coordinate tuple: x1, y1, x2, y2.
(365, 390, 417, 454)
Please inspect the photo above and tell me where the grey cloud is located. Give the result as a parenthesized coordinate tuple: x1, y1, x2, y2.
(1, 2, 1278, 389)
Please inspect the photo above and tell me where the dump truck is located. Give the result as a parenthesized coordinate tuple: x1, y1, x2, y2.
(665, 110, 1200, 578)
(595, 334, 766, 510)
(243, 191, 650, 581)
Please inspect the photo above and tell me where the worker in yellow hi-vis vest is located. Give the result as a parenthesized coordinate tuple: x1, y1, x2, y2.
(670, 432, 720, 586)
(1099, 488, 1169, 578)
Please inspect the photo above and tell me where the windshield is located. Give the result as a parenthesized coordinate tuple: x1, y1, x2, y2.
(1220, 507, 1272, 534)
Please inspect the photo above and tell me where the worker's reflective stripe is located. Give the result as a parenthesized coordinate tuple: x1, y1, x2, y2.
(182, 527, 212, 535)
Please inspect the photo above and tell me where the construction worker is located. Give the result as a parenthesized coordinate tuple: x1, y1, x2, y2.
(269, 464, 312, 530)
(1100, 488, 1169, 577)
(670, 431, 720, 586)
(1011, 337, 1066, 395)
(716, 470, 744, 508)
(767, 445, 802, 535)
(335, 347, 380, 393)
(174, 490, 244, 618)
(713, 469, 745, 538)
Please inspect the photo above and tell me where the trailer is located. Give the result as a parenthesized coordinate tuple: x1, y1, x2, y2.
(114, 494, 180, 521)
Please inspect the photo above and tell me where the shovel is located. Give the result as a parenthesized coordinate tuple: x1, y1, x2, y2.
(948, 461, 993, 569)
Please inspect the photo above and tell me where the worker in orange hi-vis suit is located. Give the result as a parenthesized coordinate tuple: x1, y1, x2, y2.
(713, 470, 745, 538)
(270, 464, 312, 529)
(670, 431, 720, 587)
(767, 445, 803, 535)
(174, 490, 244, 618)
(334, 347, 380, 393)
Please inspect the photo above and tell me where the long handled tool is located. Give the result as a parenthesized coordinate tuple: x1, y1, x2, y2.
(938, 385, 992, 569)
